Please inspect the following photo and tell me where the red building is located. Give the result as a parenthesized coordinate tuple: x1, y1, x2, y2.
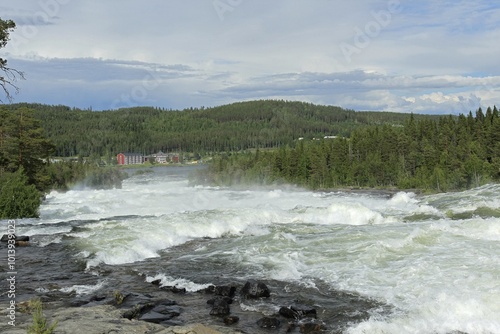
(117, 153, 144, 165)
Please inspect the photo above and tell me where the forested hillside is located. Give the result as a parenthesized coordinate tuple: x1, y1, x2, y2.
(194, 107, 500, 192)
(14, 100, 440, 157)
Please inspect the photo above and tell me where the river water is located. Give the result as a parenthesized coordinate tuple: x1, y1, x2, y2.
(5, 167, 500, 333)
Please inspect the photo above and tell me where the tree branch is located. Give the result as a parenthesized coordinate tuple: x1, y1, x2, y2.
(0, 64, 25, 103)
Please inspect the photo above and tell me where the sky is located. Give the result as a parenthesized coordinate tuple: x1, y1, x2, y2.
(1, 0, 500, 114)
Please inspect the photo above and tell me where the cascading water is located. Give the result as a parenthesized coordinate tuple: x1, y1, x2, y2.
(4, 166, 500, 333)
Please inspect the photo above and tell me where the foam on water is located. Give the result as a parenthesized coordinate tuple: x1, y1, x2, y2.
(59, 280, 108, 296)
(145, 274, 212, 292)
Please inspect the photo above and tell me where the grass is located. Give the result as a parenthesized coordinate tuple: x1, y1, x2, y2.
(26, 298, 58, 334)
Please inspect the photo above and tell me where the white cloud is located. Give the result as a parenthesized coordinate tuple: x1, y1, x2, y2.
(2, 0, 499, 113)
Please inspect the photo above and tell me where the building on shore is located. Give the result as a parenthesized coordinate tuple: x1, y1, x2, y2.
(116, 152, 144, 165)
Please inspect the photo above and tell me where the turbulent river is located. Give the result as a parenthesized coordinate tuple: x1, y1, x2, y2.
(4, 166, 500, 333)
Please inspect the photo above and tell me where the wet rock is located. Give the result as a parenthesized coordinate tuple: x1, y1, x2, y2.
(214, 285, 237, 297)
(291, 305, 317, 319)
(161, 286, 187, 294)
(257, 317, 280, 329)
(139, 304, 181, 324)
(241, 280, 270, 299)
(299, 321, 327, 333)
(171, 286, 187, 294)
(122, 302, 156, 320)
(209, 298, 230, 316)
(140, 310, 176, 323)
(15, 240, 30, 247)
(1, 234, 29, 242)
(151, 279, 162, 285)
(223, 315, 239, 325)
(279, 306, 298, 319)
(153, 304, 182, 316)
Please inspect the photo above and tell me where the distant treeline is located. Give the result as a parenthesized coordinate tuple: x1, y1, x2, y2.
(15, 100, 441, 157)
(193, 107, 500, 192)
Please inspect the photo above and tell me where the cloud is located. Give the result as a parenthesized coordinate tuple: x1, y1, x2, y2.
(2, 1, 499, 113)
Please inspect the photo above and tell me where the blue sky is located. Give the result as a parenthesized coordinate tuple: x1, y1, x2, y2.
(2, 0, 499, 114)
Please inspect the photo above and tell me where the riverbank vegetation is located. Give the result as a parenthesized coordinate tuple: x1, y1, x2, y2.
(0, 106, 127, 218)
(193, 107, 500, 192)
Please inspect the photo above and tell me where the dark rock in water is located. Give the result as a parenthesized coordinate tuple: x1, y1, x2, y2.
(241, 280, 271, 299)
(203, 285, 216, 293)
(171, 286, 186, 294)
(122, 302, 156, 320)
(299, 321, 327, 333)
(214, 285, 237, 297)
(257, 317, 280, 329)
(209, 298, 230, 316)
(90, 294, 107, 302)
(154, 303, 181, 316)
(224, 315, 240, 325)
(291, 305, 317, 319)
(160, 285, 186, 293)
(279, 306, 298, 319)
(16, 240, 30, 246)
(139, 303, 182, 323)
(207, 296, 233, 305)
(139, 310, 175, 323)
(151, 279, 161, 285)
(1, 234, 29, 242)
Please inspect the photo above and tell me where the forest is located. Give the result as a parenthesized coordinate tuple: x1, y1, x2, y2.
(193, 106, 500, 192)
(15, 100, 441, 158)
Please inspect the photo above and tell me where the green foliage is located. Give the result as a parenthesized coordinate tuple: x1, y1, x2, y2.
(113, 290, 125, 305)
(26, 298, 58, 334)
(0, 106, 55, 191)
(12, 100, 441, 157)
(0, 169, 41, 219)
(195, 108, 499, 192)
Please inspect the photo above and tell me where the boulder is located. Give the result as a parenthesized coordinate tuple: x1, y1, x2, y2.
(15, 241, 30, 247)
(257, 317, 280, 329)
(209, 298, 230, 316)
(291, 305, 317, 319)
(299, 321, 327, 333)
(1, 234, 29, 242)
(140, 310, 176, 323)
(279, 306, 298, 319)
(214, 285, 236, 297)
(223, 315, 239, 325)
(151, 279, 162, 285)
(241, 280, 270, 299)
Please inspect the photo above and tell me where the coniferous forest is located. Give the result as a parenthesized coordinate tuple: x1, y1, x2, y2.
(194, 106, 500, 192)
(13, 100, 439, 157)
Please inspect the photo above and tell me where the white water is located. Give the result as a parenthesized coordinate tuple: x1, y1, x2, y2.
(15, 168, 500, 333)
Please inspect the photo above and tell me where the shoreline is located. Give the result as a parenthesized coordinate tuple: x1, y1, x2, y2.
(0, 237, 390, 334)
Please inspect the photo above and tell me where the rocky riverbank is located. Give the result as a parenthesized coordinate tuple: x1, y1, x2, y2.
(0, 235, 390, 333)
(1, 273, 388, 334)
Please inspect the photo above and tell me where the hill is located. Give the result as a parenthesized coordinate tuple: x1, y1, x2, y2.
(12, 100, 441, 157)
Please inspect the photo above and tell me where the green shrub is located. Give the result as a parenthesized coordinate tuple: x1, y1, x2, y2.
(0, 169, 41, 219)
(26, 298, 58, 334)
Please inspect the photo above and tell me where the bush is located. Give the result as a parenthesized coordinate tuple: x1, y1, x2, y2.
(26, 298, 58, 334)
(0, 169, 41, 219)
